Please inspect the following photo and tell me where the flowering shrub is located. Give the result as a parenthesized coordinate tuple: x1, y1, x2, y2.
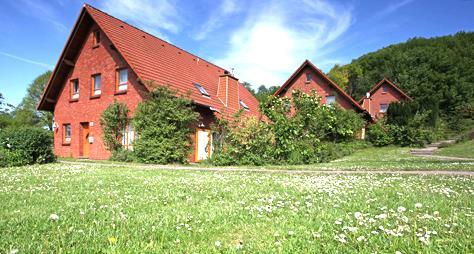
(0, 127, 55, 167)
(210, 115, 275, 166)
(211, 90, 366, 165)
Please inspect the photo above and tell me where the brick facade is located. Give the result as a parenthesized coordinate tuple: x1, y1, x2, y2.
(360, 79, 412, 121)
(53, 25, 145, 159)
(278, 66, 355, 110)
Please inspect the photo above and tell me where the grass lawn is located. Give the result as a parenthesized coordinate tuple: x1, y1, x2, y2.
(435, 140, 474, 159)
(61, 146, 474, 171)
(1, 163, 473, 253)
(267, 146, 474, 171)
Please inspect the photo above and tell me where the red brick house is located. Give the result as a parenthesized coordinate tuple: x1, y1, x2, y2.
(274, 60, 369, 113)
(37, 4, 259, 162)
(360, 78, 413, 121)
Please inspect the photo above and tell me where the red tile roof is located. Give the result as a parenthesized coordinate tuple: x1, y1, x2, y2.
(358, 78, 413, 103)
(38, 4, 259, 118)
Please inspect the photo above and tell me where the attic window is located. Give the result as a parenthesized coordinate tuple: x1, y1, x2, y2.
(93, 30, 100, 46)
(194, 83, 210, 97)
(383, 85, 388, 93)
(239, 100, 249, 111)
(306, 73, 312, 82)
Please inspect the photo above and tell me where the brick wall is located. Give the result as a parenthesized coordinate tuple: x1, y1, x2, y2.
(367, 83, 406, 120)
(53, 24, 145, 160)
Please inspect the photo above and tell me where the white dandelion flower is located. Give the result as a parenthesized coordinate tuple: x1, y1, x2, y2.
(215, 240, 221, 247)
(49, 213, 59, 221)
(415, 203, 423, 209)
(397, 206, 406, 213)
(354, 212, 362, 219)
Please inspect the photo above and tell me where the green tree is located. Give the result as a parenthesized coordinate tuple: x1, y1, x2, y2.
(328, 32, 474, 129)
(0, 93, 13, 129)
(14, 71, 53, 129)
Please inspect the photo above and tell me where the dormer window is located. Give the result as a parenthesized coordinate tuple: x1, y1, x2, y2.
(71, 79, 79, 100)
(306, 73, 312, 82)
(117, 68, 128, 91)
(194, 83, 210, 97)
(93, 30, 100, 46)
(239, 100, 249, 111)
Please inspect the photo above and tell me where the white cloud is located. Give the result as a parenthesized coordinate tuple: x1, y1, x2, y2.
(0, 51, 54, 69)
(377, 0, 415, 17)
(214, 0, 353, 87)
(101, 0, 181, 40)
(194, 0, 241, 40)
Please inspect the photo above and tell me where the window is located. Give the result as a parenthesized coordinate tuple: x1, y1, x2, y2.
(63, 124, 71, 143)
(71, 79, 79, 99)
(382, 85, 388, 93)
(121, 123, 135, 150)
(93, 30, 100, 46)
(194, 83, 210, 97)
(380, 103, 388, 113)
(306, 73, 312, 82)
(326, 95, 336, 106)
(239, 100, 249, 110)
(117, 69, 128, 91)
(92, 74, 101, 95)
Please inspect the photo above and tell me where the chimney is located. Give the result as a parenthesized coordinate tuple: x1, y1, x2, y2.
(217, 71, 239, 109)
(362, 92, 371, 116)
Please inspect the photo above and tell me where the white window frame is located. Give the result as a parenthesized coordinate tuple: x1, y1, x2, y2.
(64, 124, 71, 143)
(380, 103, 388, 113)
(121, 123, 135, 150)
(93, 74, 101, 95)
(71, 79, 79, 99)
(118, 69, 128, 91)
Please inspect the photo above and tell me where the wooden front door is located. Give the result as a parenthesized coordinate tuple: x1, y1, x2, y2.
(81, 122, 90, 158)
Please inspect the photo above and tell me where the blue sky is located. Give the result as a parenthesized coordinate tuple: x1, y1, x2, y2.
(0, 0, 473, 107)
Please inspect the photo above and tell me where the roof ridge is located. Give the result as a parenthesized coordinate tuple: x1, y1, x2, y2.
(84, 3, 229, 73)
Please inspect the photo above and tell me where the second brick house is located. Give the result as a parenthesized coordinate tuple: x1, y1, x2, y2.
(360, 78, 413, 121)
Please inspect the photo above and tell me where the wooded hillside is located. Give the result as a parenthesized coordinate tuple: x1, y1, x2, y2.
(328, 32, 474, 128)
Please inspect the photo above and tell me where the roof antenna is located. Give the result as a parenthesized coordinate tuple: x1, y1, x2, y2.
(231, 67, 234, 76)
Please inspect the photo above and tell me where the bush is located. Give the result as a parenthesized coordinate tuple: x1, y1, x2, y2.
(100, 101, 129, 153)
(367, 123, 393, 146)
(0, 127, 55, 167)
(210, 89, 367, 166)
(110, 149, 135, 162)
(210, 115, 275, 166)
(132, 86, 199, 164)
